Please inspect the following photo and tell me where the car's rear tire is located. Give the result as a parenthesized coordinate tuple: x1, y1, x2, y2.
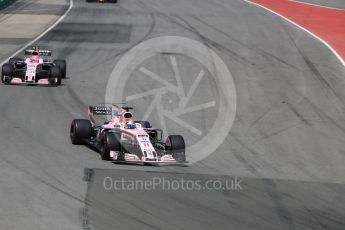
(9, 57, 23, 64)
(134, 120, 151, 128)
(165, 135, 186, 162)
(1, 63, 13, 84)
(70, 119, 92, 145)
(50, 66, 61, 85)
(100, 132, 121, 161)
(53, 59, 66, 78)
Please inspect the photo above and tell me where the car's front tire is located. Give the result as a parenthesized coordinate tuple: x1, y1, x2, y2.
(70, 119, 92, 145)
(53, 59, 66, 79)
(165, 135, 186, 162)
(100, 132, 121, 161)
(1, 63, 13, 84)
(49, 66, 61, 85)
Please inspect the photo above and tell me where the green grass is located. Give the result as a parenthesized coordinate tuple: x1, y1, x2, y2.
(0, 0, 15, 10)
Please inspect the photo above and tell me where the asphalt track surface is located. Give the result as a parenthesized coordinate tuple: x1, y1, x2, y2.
(0, 0, 345, 229)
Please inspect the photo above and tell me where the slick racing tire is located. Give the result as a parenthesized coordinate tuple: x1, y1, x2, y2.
(100, 132, 121, 161)
(53, 59, 66, 78)
(134, 120, 151, 128)
(9, 57, 23, 65)
(49, 66, 61, 85)
(70, 119, 92, 145)
(165, 135, 185, 150)
(165, 135, 186, 163)
(1, 63, 13, 84)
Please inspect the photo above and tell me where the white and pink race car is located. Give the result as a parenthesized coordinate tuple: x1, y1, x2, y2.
(70, 104, 186, 164)
(1, 47, 66, 86)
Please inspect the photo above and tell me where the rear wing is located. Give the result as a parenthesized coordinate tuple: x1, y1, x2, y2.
(88, 106, 112, 115)
(88, 106, 112, 125)
(88, 104, 134, 126)
(25, 49, 52, 56)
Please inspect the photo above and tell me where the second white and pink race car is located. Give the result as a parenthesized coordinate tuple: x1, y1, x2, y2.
(1, 47, 66, 86)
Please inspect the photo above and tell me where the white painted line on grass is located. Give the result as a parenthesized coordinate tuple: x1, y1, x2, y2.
(0, 0, 74, 66)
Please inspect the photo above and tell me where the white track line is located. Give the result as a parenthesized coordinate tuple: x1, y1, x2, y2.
(288, 0, 345, 11)
(0, 0, 74, 66)
(244, 0, 345, 68)
(7, 8, 67, 13)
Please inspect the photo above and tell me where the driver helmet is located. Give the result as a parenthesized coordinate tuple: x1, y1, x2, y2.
(31, 51, 39, 63)
(126, 120, 135, 129)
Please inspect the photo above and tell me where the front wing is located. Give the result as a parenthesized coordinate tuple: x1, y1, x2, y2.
(7, 77, 53, 86)
(110, 151, 186, 164)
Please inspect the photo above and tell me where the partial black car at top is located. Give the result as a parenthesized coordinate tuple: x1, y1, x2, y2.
(86, 0, 118, 3)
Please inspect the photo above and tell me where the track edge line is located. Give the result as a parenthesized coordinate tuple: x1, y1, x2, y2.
(243, 0, 345, 68)
(0, 0, 74, 66)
